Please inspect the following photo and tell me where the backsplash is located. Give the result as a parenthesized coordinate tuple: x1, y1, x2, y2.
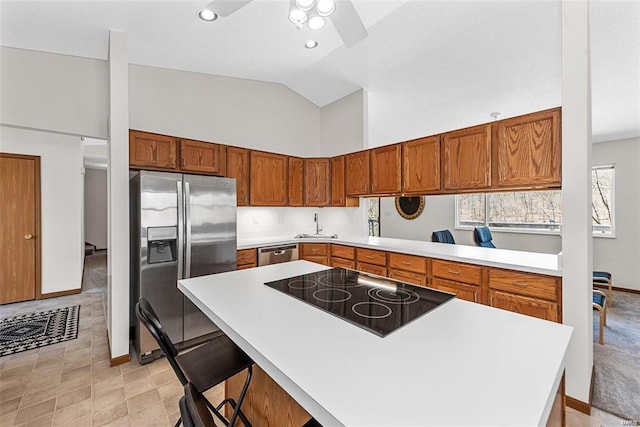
(236, 206, 367, 241)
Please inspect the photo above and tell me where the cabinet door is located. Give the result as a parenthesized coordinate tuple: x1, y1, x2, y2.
(402, 136, 440, 193)
(388, 269, 427, 287)
(495, 109, 561, 188)
(388, 253, 427, 274)
(432, 278, 480, 303)
(489, 269, 558, 302)
(371, 144, 401, 194)
(332, 257, 355, 270)
(129, 130, 177, 169)
(356, 248, 387, 267)
(489, 290, 558, 322)
(442, 124, 491, 190)
(304, 158, 330, 206)
(432, 259, 482, 285)
(250, 151, 288, 206)
(331, 156, 359, 207)
(301, 243, 328, 257)
(288, 157, 304, 207)
(331, 244, 355, 260)
(345, 151, 370, 196)
(357, 262, 387, 277)
(237, 249, 257, 269)
(226, 147, 250, 206)
(179, 139, 226, 175)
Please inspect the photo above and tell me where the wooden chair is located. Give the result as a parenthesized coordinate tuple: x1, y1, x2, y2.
(593, 270, 613, 307)
(593, 289, 607, 345)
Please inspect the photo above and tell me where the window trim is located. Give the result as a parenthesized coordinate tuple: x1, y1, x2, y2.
(455, 164, 615, 238)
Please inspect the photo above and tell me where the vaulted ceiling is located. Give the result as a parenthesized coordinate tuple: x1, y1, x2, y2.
(1, 0, 638, 142)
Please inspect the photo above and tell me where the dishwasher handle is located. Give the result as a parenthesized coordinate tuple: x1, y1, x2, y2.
(258, 244, 298, 254)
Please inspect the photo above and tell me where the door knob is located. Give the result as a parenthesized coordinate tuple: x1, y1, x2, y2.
(24, 234, 33, 240)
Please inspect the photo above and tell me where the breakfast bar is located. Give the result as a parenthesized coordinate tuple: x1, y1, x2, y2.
(179, 260, 572, 426)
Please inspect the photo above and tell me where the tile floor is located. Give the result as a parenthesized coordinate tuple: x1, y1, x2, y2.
(0, 253, 630, 426)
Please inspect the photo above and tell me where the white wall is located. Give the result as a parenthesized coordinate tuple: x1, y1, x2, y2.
(0, 126, 83, 294)
(129, 65, 321, 157)
(84, 168, 108, 249)
(318, 90, 366, 156)
(593, 137, 640, 291)
(0, 47, 108, 138)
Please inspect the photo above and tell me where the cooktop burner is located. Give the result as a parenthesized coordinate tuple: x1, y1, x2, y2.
(264, 268, 455, 337)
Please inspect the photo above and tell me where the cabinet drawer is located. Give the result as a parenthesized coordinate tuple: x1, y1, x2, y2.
(236, 263, 255, 270)
(356, 248, 387, 266)
(357, 262, 387, 277)
(388, 253, 426, 274)
(237, 249, 257, 266)
(489, 290, 559, 322)
(302, 243, 328, 257)
(388, 269, 427, 287)
(332, 257, 355, 270)
(432, 260, 482, 285)
(431, 278, 480, 303)
(331, 244, 355, 260)
(305, 255, 330, 266)
(489, 269, 558, 302)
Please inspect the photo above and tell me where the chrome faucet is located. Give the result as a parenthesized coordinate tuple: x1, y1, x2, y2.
(314, 212, 323, 235)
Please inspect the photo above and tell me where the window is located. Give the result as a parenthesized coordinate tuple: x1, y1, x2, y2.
(456, 165, 614, 236)
(367, 198, 380, 237)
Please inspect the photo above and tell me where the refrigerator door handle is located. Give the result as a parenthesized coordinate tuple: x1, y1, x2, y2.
(177, 180, 184, 281)
(185, 181, 192, 278)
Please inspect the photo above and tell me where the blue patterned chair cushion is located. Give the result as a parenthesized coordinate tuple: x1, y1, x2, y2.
(593, 271, 611, 281)
(593, 292, 606, 307)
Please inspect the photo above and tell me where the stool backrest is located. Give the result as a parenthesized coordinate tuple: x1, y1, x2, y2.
(473, 226, 496, 248)
(432, 230, 456, 244)
(135, 297, 188, 384)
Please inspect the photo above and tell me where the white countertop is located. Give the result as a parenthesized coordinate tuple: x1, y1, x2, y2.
(179, 261, 572, 426)
(238, 235, 562, 276)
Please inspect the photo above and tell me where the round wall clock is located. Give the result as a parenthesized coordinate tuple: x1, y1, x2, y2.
(395, 196, 425, 220)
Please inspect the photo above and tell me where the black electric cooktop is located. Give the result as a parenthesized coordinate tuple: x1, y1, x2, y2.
(264, 268, 456, 337)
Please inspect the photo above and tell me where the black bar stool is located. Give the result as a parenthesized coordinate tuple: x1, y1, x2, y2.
(135, 297, 253, 427)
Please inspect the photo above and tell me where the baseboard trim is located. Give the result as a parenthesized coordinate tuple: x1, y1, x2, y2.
(566, 396, 590, 415)
(106, 330, 132, 367)
(594, 284, 640, 294)
(40, 288, 81, 299)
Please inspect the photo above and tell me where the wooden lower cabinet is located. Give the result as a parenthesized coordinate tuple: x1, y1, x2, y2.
(237, 249, 257, 270)
(388, 269, 427, 287)
(431, 277, 480, 303)
(489, 290, 559, 322)
(301, 243, 329, 266)
(226, 366, 312, 427)
(357, 262, 387, 277)
(332, 257, 355, 269)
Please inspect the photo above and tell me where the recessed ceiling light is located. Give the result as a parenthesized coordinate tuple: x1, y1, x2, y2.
(316, 0, 335, 16)
(289, 8, 308, 25)
(308, 16, 325, 30)
(305, 40, 319, 49)
(198, 9, 218, 21)
(295, 0, 314, 12)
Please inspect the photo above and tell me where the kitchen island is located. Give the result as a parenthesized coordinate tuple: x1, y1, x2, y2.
(179, 261, 572, 426)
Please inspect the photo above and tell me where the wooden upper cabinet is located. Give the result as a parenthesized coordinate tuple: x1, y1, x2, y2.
(129, 130, 178, 170)
(249, 151, 288, 206)
(179, 139, 226, 175)
(371, 144, 402, 194)
(442, 124, 492, 190)
(226, 147, 250, 206)
(402, 136, 440, 193)
(494, 108, 561, 188)
(288, 157, 304, 207)
(331, 156, 359, 207)
(304, 158, 331, 207)
(345, 151, 370, 196)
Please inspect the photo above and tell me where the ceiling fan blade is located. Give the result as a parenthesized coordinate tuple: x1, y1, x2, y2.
(204, 0, 253, 17)
(331, 0, 368, 48)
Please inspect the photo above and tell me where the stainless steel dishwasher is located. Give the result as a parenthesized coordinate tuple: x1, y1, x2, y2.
(257, 244, 299, 266)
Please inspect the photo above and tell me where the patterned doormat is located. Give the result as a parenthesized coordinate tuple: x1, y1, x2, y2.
(0, 305, 80, 357)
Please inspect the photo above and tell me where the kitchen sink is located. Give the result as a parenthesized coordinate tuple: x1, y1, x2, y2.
(294, 233, 339, 239)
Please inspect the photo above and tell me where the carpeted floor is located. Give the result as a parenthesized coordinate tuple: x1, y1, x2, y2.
(592, 290, 640, 420)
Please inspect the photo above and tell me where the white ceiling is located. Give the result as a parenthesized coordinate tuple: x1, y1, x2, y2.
(1, 0, 638, 142)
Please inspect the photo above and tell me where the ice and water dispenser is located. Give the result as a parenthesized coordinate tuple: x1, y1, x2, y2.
(147, 226, 177, 264)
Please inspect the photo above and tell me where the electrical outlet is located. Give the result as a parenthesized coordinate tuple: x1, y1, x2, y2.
(278, 214, 285, 224)
(252, 216, 258, 225)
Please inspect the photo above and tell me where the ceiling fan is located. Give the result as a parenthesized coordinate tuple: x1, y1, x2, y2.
(199, 0, 368, 47)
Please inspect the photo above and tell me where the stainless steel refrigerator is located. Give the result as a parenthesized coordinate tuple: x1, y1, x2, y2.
(130, 170, 237, 363)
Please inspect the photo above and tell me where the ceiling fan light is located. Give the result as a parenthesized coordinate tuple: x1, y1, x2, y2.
(307, 16, 325, 30)
(305, 40, 319, 49)
(295, 0, 315, 12)
(289, 8, 308, 25)
(197, 8, 218, 21)
(316, 0, 335, 16)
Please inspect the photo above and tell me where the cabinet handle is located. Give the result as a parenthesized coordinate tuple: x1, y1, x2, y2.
(365, 255, 373, 259)
(512, 281, 529, 287)
(474, 293, 478, 303)
(401, 261, 411, 265)
(312, 249, 319, 252)
(489, 295, 494, 306)
(448, 269, 460, 275)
